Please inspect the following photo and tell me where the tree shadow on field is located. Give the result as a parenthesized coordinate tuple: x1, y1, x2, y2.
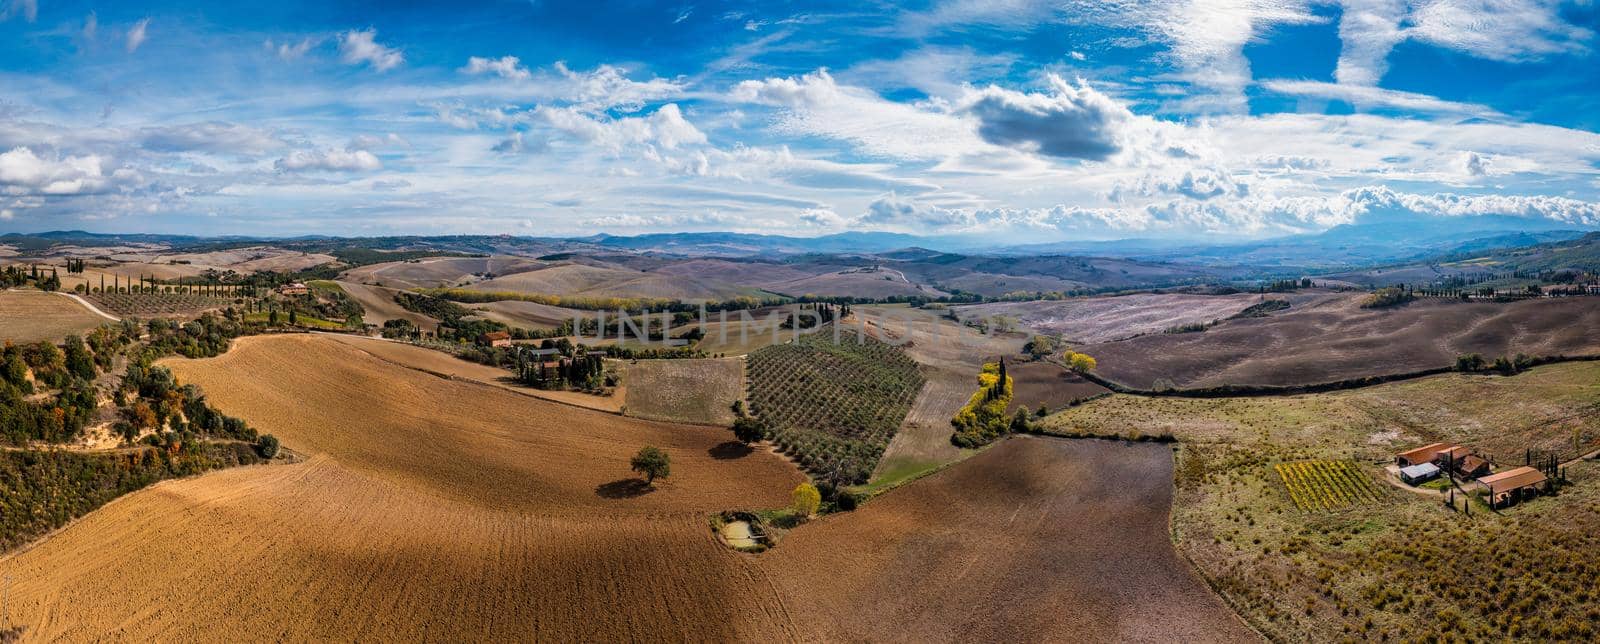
(708, 441, 753, 460)
(595, 478, 656, 499)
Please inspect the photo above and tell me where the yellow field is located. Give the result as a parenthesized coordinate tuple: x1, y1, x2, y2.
(0, 290, 110, 343)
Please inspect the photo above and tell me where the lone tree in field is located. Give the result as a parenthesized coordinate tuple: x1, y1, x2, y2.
(732, 416, 766, 444)
(792, 482, 821, 518)
(631, 446, 671, 485)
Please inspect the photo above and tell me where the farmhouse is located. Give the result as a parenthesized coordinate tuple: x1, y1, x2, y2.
(277, 282, 310, 296)
(478, 331, 512, 348)
(1396, 442, 1456, 468)
(1479, 467, 1548, 509)
(1455, 455, 1491, 479)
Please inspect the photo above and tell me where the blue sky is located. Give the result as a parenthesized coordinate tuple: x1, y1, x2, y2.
(0, 0, 1597, 241)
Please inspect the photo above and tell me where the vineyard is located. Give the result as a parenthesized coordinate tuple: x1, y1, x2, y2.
(89, 293, 242, 317)
(746, 328, 924, 484)
(1275, 460, 1382, 511)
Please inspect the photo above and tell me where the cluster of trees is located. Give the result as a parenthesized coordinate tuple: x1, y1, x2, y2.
(780, 302, 850, 330)
(1263, 278, 1314, 292)
(1455, 352, 1537, 376)
(951, 359, 1027, 448)
(393, 291, 507, 341)
(1062, 351, 1097, 374)
(0, 339, 99, 444)
(510, 342, 614, 392)
(1361, 287, 1417, 309)
(63, 258, 88, 274)
(0, 264, 60, 290)
(1022, 335, 1061, 359)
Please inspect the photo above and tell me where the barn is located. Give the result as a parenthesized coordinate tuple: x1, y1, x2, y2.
(1396, 443, 1455, 468)
(478, 331, 512, 348)
(1479, 467, 1548, 509)
(1455, 455, 1491, 480)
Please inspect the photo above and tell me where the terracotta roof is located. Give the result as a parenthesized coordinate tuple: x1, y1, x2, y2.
(481, 331, 511, 341)
(1458, 455, 1488, 473)
(1443, 446, 1471, 461)
(1480, 466, 1547, 491)
(1398, 442, 1452, 463)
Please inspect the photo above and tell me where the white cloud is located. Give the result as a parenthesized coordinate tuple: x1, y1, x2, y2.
(797, 207, 846, 228)
(1334, 0, 1593, 86)
(0, 0, 37, 23)
(551, 62, 684, 113)
(339, 29, 403, 72)
(463, 55, 532, 81)
(534, 103, 707, 151)
(732, 69, 990, 161)
(1459, 151, 1487, 177)
(1259, 80, 1500, 116)
(0, 209, 11, 220)
(491, 131, 547, 155)
(82, 12, 97, 41)
(274, 148, 382, 173)
(858, 193, 976, 230)
(126, 18, 150, 54)
(347, 133, 407, 150)
(266, 37, 316, 61)
(0, 147, 115, 196)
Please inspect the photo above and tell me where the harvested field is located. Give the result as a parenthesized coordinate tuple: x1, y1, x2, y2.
(333, 281, 438, 327)
(152, 247, 336, 273)
(342, 256, 544, 290)
(319, 334, 624, 413)
(1084, 294, 1600, 389)
(1, 336, 1255, 641)
(621, 358, 743, 425)
(1007, 360, 1109, 412)
(872, 367, 970, 484)
(468, 299, 588, 330)
(956, 292, 1265, 344)
(0, 335, 804, 641)
(764, 437, 1256, 642)
(0, 290, 108, 343)
(469, 262, 771, 302)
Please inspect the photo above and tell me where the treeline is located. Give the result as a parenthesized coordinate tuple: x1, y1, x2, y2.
(0, 445, 265, 552)
(511, 344, 613, 392)
(1361, 286, 1417, 309)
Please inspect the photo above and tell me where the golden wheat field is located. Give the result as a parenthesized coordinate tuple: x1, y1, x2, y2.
(0, 289, 109, 343)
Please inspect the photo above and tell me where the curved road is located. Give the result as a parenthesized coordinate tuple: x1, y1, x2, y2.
(57, 292, 121, 322)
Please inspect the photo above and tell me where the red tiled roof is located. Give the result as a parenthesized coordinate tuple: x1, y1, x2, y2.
(1480, 466, 1546, 491)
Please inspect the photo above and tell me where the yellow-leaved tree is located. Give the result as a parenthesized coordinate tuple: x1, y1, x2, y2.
(792, 483, 821, 518)
(1063, 351, 1097, 374)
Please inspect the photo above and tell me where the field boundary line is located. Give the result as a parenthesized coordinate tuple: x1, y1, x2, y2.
(1072, 353, 1600, 399)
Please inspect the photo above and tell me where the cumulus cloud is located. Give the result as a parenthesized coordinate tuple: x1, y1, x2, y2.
(463, 55, 531, 81)
(0, 147, 115, 195)
(339, 29, 403, 72)
(534, 103, 706, 151)
(1459, 151, 1488, 177)
(274, 147, 382, 173)
(858, 194, 975, 230)
(0, 0, 37, 23)
(126, 18, 150, 53)
(552, 62, 685, 113)
(957, 74, 1134, 161)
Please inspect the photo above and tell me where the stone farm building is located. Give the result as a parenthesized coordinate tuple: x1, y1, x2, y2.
(479, 331, 513, 348)
(276, 282, 310, 296)
(1479, 466, 1548, 509)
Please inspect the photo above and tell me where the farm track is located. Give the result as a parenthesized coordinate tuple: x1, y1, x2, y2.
(0, 334, 1254, 640)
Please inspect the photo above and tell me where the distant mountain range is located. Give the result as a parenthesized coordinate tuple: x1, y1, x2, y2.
(6, 211, 1596, 272)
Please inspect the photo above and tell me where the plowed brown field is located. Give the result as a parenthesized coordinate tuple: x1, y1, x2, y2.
(1086, 294, 1600, 389)
(1, 335, 1255, 641)
(766, 438, 1255, 642)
